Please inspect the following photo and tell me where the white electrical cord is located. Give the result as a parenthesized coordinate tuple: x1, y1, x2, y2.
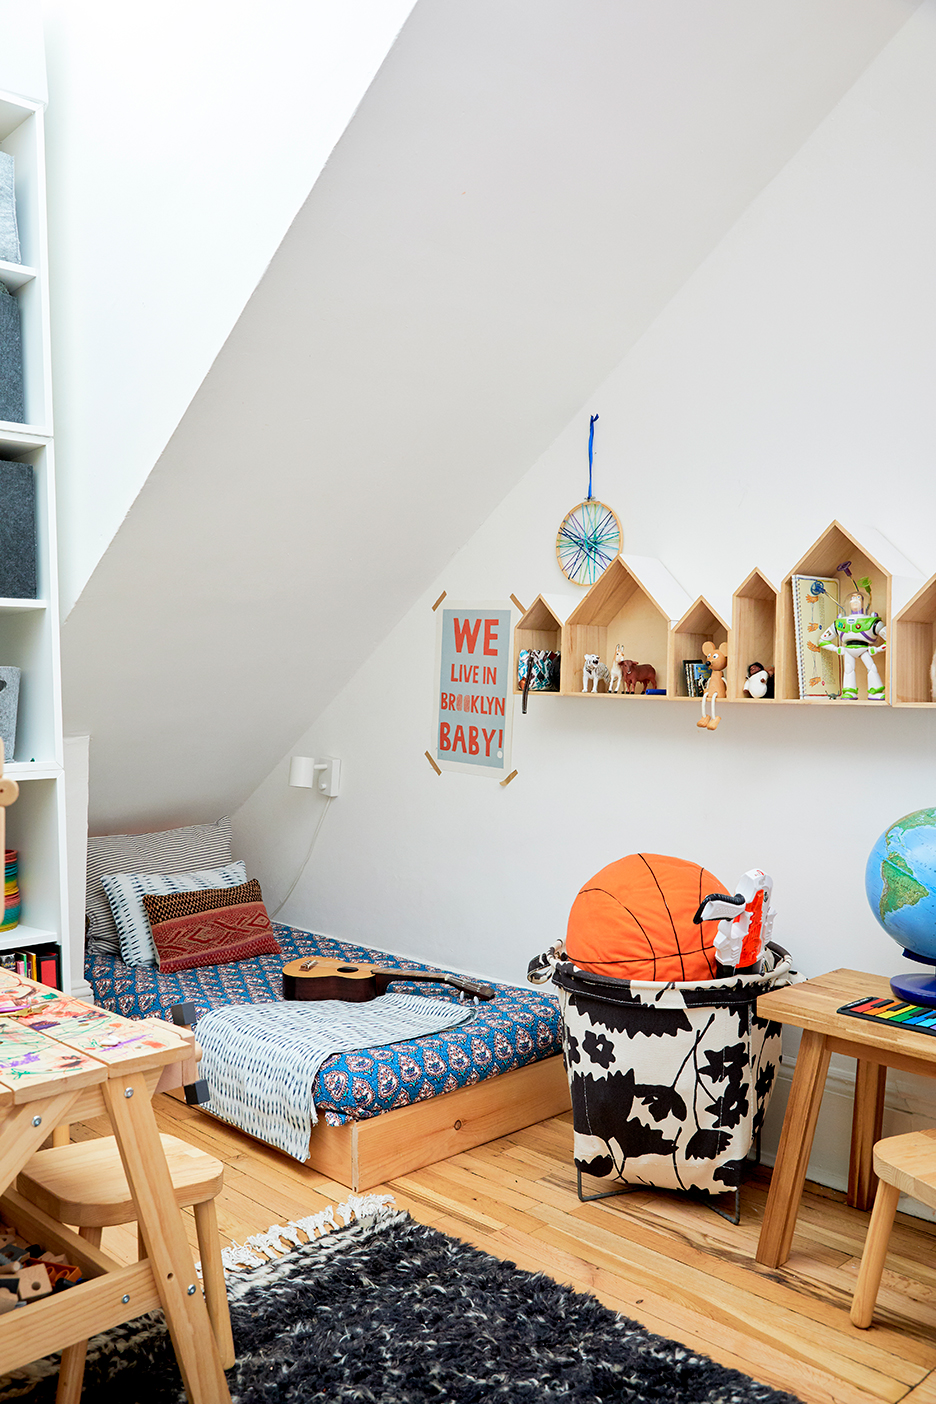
(271, 795, 334, 919)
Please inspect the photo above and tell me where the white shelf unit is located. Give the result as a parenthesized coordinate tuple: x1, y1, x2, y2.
(0, 86, 71, 989)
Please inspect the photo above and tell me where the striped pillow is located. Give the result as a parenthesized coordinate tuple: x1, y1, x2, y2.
(86, 818, 233, 954)
(101, 860, 247, 967)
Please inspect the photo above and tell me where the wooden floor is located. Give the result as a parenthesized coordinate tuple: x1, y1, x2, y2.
(68, 1096, 936, 1404)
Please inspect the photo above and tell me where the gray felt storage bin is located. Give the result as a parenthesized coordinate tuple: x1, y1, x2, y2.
(0, 666, 20, 764)
(0, 283, 25, 423)
(0, 153, 21, 265)
(0, 460, 37, 598)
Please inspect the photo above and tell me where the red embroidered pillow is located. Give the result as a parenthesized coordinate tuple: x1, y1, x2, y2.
(141, 879, 281, 972)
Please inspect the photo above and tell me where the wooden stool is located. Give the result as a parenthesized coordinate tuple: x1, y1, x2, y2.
(17, 1133, 235, 1398)
(851, 1127, 936, 1328)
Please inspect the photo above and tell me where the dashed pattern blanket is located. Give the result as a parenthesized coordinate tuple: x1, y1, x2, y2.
(196, 994, 475, 1160)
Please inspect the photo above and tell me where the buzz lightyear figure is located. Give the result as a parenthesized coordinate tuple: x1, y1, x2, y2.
(818, 584, 887, 700)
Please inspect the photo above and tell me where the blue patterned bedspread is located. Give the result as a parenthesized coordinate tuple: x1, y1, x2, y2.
(85, 927, 562, 1127)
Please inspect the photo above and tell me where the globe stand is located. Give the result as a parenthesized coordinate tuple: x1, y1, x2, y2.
(890, 949, 936, 1008)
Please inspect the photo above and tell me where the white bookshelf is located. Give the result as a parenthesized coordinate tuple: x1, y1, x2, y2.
(0, 85, 73, 991)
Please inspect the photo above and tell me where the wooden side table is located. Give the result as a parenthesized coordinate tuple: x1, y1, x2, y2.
(0, 968, 231, 1403)
(755, 967, 936, 1270)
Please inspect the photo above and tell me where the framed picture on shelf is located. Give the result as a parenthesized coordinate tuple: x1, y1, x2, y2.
(791, 575, 841, 699)
(683, 660, 709, 698)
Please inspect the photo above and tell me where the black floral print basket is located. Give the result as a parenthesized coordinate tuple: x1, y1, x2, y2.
(528, 942, 796, 1219)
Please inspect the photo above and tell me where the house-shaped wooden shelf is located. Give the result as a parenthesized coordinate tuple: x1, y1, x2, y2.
(562, 555, 690, 696)
(512, 594, 577, 695)
(777, 522, 897, 704)
(891, 572, 936, 706)
(668, 596, 730, 699)
(728, 568, 778, 702)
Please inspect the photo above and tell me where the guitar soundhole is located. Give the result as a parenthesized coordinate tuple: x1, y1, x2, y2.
(337, 966, 359, 974)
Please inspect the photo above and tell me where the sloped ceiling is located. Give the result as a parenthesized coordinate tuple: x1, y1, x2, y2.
(60, 0, 919, 831)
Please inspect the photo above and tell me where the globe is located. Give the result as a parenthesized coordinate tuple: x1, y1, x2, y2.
(867, 809, 936, 1001)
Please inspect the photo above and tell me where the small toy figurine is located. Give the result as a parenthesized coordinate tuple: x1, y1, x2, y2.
(582, 653, 610, 693)
(697, 641, 728, 730)
(609, 645, 628, 694)
(623, 660, 657, 694)
(818, 579, 886, 700)
(743, 662, 774, 699)
(693, 869, 776, 975)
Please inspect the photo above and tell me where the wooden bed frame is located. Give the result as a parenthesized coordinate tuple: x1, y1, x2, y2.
(171, 1054, 570, 1191)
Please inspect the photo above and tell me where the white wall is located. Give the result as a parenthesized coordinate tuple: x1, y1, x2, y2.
(41, 0, 415, 614)
(234, 2, 936, 1189)
(58, 0, 921, 833)
(0, 0, 45, 102)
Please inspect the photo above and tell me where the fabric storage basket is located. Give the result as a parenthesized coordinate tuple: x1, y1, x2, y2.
(517, 648, 560, 692)
(528, 942, 794, 1198)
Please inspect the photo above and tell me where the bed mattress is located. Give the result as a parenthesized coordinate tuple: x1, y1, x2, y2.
(85, 926, 562, 1127)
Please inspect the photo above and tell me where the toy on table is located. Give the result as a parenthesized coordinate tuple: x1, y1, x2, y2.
(838, 995, 936, 1036)
(581, 653, 610, 692)
(743, 662, 775, 699)
(818, 569, 886, 701)
(693, 869, 776, 976)
(697, 641, 728, 730)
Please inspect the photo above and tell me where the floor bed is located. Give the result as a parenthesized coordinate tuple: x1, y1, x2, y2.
(86, 926, 570, 1189)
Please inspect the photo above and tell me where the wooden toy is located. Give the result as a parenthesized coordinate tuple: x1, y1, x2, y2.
(16, 1262, 52, 1300)
(697, 641, 728, 730)
(622, 659, 657, 694)
(0, 1289, 16, 1314)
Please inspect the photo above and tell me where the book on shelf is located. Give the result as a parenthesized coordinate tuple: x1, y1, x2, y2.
(0, 943, 61, 989)
(791, 575, 841, 699)
(683, 659, 708, 698)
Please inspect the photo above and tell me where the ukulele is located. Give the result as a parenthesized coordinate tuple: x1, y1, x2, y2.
(282, 956, 495, 1004)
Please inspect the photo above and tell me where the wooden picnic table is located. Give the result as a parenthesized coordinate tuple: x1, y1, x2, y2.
(0, 967, 230, 1402)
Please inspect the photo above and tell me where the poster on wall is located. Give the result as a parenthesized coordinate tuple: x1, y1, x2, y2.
(433, 602, 514, 778)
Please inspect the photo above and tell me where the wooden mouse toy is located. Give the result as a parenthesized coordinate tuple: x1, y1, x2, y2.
(697, 641, 728, 731)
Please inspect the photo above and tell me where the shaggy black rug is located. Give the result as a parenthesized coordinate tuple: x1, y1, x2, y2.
(0, 1204, 803, 1403)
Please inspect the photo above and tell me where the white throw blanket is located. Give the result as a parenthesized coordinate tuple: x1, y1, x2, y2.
(195, 995, 474, 1160)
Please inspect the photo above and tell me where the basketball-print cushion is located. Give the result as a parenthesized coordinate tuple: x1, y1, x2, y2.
(566, 852, 725, 983)
(142, 879, 280, 973)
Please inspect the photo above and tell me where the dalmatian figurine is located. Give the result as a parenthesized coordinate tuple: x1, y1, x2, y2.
(582, 653, 611, 693)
